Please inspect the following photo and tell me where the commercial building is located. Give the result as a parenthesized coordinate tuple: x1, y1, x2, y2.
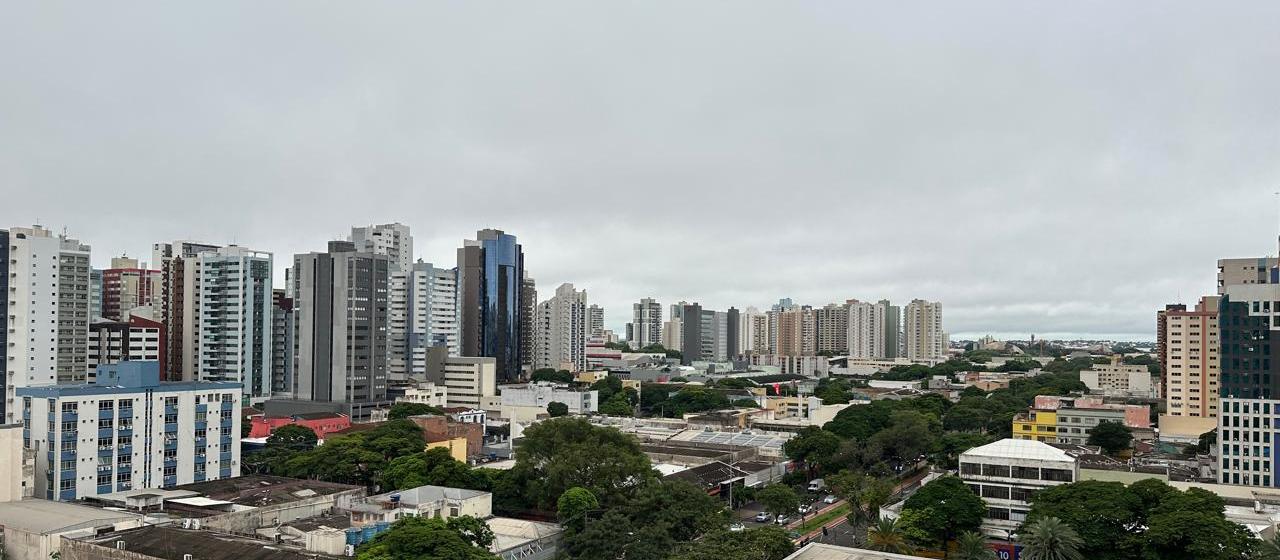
(499, 382, 598, 415)
(903, 299, 946, 362)
(1012, 396, 1149, 445)
(153, 240, 221, 381)
(196, 246, 273, 400)
(1217, 257, 1279, 294)
(87, 315, 165, 377)
(959, 439, 1078, 536)
(532, 283, 588, 372)
(350, 485, 491, 525)
(89, 268, 102, 320)
(627, 298, 662, 349)
(3, 226, 92, 424)
(1080, 356, 1157, 398)
(1158, 297, 1220, 418)
(783, 543, 932, 560)
(247, 412, 350, 440)
(0, 500, 145, 560)
(291, 241, 391, 421)
(457, 229, 526, 382)
(18, 361, 242, 501)
(433, 356, 497, 409)
(673, 303, 730, 365)
(99, 257, 162, 322)
(520, 273, 536, 373)
(397, 382, 448, 407)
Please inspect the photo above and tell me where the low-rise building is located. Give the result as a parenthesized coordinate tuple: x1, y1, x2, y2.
(405, 414, 485, 460)
(0, 500, 145, 560)
(783, 543, 933, 559)
(397, 382, 448, 407)
(1013, 395, 1151, 445)
(347, 485, 492, 525)
(1081, 356, 1157, 398)
(246, 412, 350, 440)
(0, 423, 35, 502)
(499, 382, 598, 415)
(62, 525, 336, 560)
(959, 439, 1078, 536)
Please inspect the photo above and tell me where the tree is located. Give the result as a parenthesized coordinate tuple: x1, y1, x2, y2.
(380, 447, 484, 491)
(509, 417, 654, 509)
(664, 387, 731, 415)
(866, 517, 915, 555)
(954, 531, 996, 560)
(356, 516, 497, 560)
(1087, 421, 1132, 454)
(782, 427, 842, 469)
(866, 410, 938, 472)
(826, 470, 892, 524)
(935, 432, 994, 470)
(266, 424, 318, 451)
(1020, 517, 1085, 560)
(1025, 480, 1140, 558)
(597, 393, 635, 416)
(531, 368, 575, 383)
(388, 402, 445, 419)
(901, 476, 985, 548)
(547, 401, 569, 417)
(590, 375, 624, 402)
(757, 484, 800, 518)
(562, 479, 728, 560)
(732, 398, 760, 408)
(557, 487, 599, 534)
(276, 420, 425, 488)
(670, 527, 795, 560)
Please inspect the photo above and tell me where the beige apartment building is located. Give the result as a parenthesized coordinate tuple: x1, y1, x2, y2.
(1160, 296, 1219, 418)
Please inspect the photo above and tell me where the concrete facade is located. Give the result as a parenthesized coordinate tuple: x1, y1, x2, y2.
(1160, 297, 1219, 418)
(532, 283, 588, 372)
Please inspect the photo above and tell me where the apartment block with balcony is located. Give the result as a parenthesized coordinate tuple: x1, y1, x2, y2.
(196, 246, 272, 401)
(17, 361, 241, 501)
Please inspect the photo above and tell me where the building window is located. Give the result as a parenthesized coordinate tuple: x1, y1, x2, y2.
(1041, 468, 1073, 482)
(982, 464, 1011, 477)
(960, 463, 980, 476)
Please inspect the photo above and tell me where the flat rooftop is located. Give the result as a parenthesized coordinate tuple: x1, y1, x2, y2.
(784, 543, 929, 559)
(173, 475, 360, 507)
(0, 499, 143, 534)
(87, 525, 339, 560)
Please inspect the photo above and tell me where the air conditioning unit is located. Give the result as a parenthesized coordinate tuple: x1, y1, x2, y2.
(116, 541, 126, 550)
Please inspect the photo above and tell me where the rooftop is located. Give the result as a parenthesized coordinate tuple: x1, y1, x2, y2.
(960, 438, 1075, 464)
(784, 543, 930, 559)
(367, 485, 488, 506)
(666, 461, 749, 489)
(86, 525, 339, 560)
(0, 499, 143, 534)
(92, 475, 362, 514)
(486, 517, 563, 554)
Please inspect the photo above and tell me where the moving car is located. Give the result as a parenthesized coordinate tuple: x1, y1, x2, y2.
(798, 504, 813, 514)
(823, 494, 838, 504)
(775, 514, 792, 525)
(754, 512, 773, 523)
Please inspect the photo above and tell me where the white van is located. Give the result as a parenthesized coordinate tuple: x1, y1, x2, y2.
(807, 478, 826, 492)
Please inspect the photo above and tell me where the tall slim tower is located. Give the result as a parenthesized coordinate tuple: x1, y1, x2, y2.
(456, 229, 526, 382)
(154, 240, 220, 381)
(627, 298, 663, 349)
(196, 246, 273, 400)
(349, 223, 413, 273)
(292, 241, 391, 420)
(533, 283, 588, 371)
(904, 299, 945, 362)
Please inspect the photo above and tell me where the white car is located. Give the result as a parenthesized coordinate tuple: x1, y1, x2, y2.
(729, 523, 745, 532)
(798, 504, 813, 514)
(823, 495, 838, 504)
(775, 514, 792, 525)
(754, 512, 773, 523)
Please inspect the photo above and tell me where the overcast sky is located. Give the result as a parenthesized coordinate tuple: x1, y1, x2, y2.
(3, 2, 1279, 341)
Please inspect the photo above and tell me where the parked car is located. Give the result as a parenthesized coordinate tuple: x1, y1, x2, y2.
(754, 512, 773, 523)
(729, 523, 745, 532)
(823, 494, 838, 504)
(775, 514, 792, 525)
(798, 504, 813, 514)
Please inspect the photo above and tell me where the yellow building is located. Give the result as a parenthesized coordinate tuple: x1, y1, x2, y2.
(1012, 410, 1057, 442)
(575, 371, 610, 384)
(426, 437, 468, 462)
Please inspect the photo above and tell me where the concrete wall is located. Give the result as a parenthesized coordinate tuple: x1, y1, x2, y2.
(199, 487, 366, 536)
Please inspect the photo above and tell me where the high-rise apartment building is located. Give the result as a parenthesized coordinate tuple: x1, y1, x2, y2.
(196, 246, 273, 400)
(0, 229, 6, 421)
(661, 317, 683, 352)
(350, 223, 413, 273)
(457, 229, 526, 383)
(532, 284, 588, 372)
(847, 300, 886, 359)
(401, 261, 459, 380)
(520, 273, 536, 372)
(904, 299, 946, 362)
(271, 289, 294, 396)
(100, 257, 161, 321)
(1159, 297, 1219, 418)
(2, 226, 92, 423)
(19, 361, 241, 501)
(1217, 257, 1279, 294)
(742, 307, 769, 355)
(587, 305, 605, 340)
(293, 241, 391, 420)
(154, 240, 220, 381)
(89, 268, 102, 320)
(883, 300, 902, 359)
(627, 298, 662, 349)
(773, 306, 816, 357)
(815, 303, 849, 355)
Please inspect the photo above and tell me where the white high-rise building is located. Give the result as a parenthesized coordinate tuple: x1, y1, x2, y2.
(533, 284, 588, 371)
(350, 223, 413, 273)
(627, 298, 662, 349)
(904, 299, 946, 362)
(19, 361, 242, 501)
(848, 300, 890, 359)
(587, 305, 605, 340)
(196, 246, 273, 400)
(3, 226, 92, 423)
(153, 240, 221, 382)
(741, 307, 769, 355)
(403, 261, 459, 379)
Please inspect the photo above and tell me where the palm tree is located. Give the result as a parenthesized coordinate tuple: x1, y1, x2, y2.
(866, 517, 915, 556)
(954, 531, 996, 560)
(1020, 517, 1085, 560)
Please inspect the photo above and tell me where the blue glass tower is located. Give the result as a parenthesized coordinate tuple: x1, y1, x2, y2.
(458, 229, 525, 382)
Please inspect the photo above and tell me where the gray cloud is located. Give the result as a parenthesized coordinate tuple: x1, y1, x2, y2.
(3, 1, 1279, 340)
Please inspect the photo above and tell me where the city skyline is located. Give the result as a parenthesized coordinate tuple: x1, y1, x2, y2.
(5, 3, 1280, 340)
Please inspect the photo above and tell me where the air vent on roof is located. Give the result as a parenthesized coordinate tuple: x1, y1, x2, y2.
(116, 541, 126, 550)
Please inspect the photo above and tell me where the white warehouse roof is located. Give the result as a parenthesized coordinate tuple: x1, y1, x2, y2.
(960, 438, 1075, 464)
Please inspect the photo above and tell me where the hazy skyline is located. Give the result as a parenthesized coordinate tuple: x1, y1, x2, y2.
(3, 2, 1279, 341)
